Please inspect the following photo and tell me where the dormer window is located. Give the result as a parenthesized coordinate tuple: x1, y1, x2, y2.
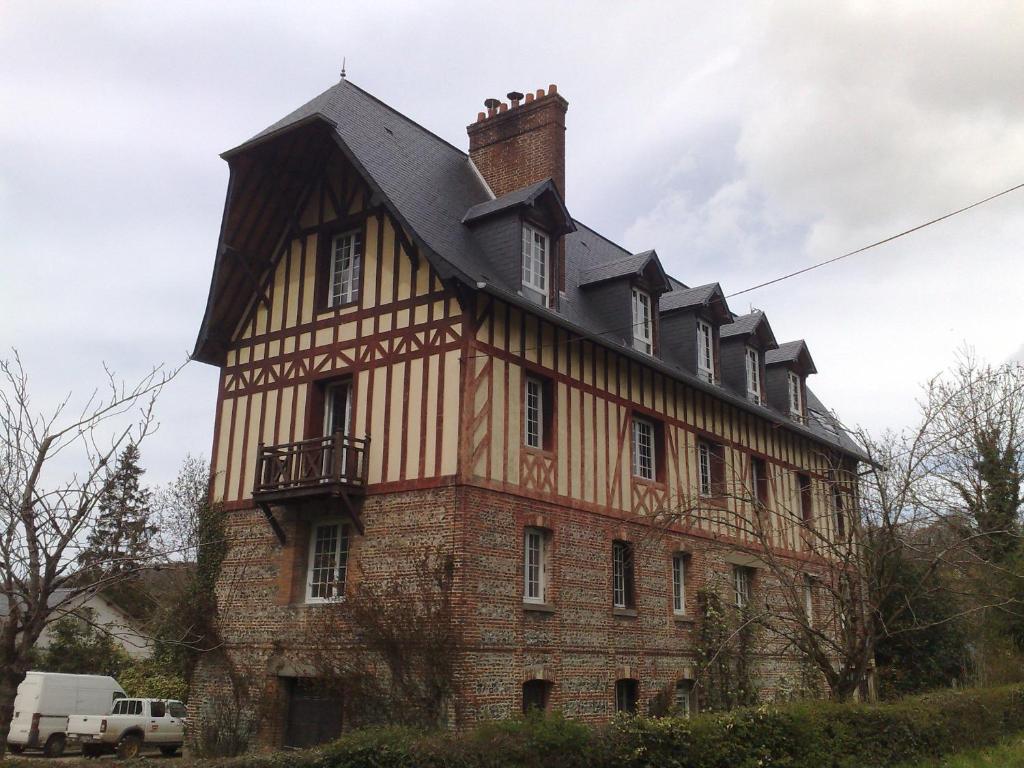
(745, 347, 761, 404)
(631, 288, 653, 354)
(696, 320, 715, 383)
(788, 371, 803, 418)
(522, 224, 549, 300)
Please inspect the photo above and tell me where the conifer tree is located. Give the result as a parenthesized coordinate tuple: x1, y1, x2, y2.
(79, 443, 156, 576)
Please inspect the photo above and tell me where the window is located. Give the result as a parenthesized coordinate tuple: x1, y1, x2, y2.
(523, 527, 548, 604)
(672, 554, 687, 615)
(674, 680, 695, 717)
(751, 456, 769, 508)
(615, 679, 638, 714)
(522, 680, 552, 713)
(524, 377, 546, 449)
(632, 417, 656, 481)
(734, 566, 752, 609)
(798, 473, 814, 526)
(306, 521, 350, 602)
(698, 440, 725, 497)
(119, 699, 141, 715)
(745, 347, 761, 404)
(522, 224, 549, 298)
(323, 381, 352, 436)
(696, 320, 715, 383)
(150, 700, 166, 718)
(803, 575, 815, 623)
(612, 540, 635, 609)
(328, 229, 362, 307)
(631, 287, 653, 354)
(831, 478, 846, 538)
(168, 702, 187, 719)
(788, 371, 803, 418)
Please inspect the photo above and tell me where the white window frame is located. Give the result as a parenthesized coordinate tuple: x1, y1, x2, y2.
(751, 456, 768, 507)
(674, 680, 693, 717)
(632, 417, 656, 481)
(788, 371, 803, 418)
(832, 480, 846, 537)
(672, 554, 686, 615)
(745, 347, 761, 404)
(521, 224, 549, 298)
(612, 541, 630, 609)
(696, 320, 715, 383)
(698, 441, 713, 497)
(524, 377, 544, 449)
(803, 574, 815, 624)
(523, 527, 546, 604)
(631, 287, 653, 354)
(323, 381, 352, 436)
(734, 566, 751, 609)
(328, 229, 362, 307)
(305, 520, 350, 603)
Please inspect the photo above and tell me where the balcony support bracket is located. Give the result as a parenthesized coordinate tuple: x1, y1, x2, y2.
(257, 501, 287, 546)
(338, 493, 365, 536)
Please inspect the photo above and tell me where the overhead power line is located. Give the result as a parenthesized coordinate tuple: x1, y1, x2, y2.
(726, 182, 1024, 299)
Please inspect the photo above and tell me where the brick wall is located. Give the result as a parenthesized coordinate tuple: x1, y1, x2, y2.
(467, 86, 567, 199)
(193, 483, 834, 748)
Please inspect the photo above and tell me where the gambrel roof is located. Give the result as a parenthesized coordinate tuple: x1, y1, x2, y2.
(194, 77, 865, 462)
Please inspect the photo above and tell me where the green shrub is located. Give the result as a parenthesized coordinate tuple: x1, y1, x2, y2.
(8, 685, 1024, 768)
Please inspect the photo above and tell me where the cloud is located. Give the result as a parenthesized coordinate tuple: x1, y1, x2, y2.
(2, 0, 1022, 483)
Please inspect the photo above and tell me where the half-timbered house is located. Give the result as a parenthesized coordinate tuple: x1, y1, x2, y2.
(192, 78, 867, 747)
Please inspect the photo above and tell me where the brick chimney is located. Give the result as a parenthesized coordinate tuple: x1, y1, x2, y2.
(467, 85, 568, 200)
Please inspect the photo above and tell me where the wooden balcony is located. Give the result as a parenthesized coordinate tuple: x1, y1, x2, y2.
(253, 433, 370, 541)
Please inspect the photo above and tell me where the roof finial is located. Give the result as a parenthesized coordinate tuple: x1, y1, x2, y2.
(340, 57, 347, 79)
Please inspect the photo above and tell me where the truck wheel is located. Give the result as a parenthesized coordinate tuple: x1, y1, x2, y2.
(160, 745, 180, 756)
(43, 733, 67, 758)
(117, 734, 142, 759)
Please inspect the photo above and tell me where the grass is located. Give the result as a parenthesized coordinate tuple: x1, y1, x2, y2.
(906, 736, 1024, 767)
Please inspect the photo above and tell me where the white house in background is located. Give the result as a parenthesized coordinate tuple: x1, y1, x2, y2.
(0, 590, 153, 661)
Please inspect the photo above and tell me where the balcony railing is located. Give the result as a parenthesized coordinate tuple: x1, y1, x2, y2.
(254, 432, 370, 502)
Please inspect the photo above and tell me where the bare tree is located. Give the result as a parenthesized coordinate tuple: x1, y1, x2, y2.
(643, 356, 1024, 702)
(0, 350, 178, 755)
(301, 547, 464, 730)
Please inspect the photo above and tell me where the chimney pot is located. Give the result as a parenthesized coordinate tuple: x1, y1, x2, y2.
(548, 84, 557, 95)
(477, 111, 486, 122)
(468, 83, 567, 200)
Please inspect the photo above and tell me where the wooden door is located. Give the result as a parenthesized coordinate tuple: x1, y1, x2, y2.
(284, 679, 343, 749)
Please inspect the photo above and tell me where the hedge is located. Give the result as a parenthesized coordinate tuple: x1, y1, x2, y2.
(8, 685, 1024, 767)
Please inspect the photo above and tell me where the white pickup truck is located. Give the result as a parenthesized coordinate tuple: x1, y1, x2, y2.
(67, 698, 186, 758)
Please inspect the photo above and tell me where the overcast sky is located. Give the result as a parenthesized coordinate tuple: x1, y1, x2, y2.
(2, 1, 1023, 486)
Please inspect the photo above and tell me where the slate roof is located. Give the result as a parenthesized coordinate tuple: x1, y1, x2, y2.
(720, 312, 763, 338)
(578, 250, 664, 288)
(225, 77, 496, 286)
(767, 340, 818, 373)
(462, 179, 568, 225)
(197, 78, 865, 462)
(660, 282, 724, 313)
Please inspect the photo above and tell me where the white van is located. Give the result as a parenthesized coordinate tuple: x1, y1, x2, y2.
(6, 672, 125, 757)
